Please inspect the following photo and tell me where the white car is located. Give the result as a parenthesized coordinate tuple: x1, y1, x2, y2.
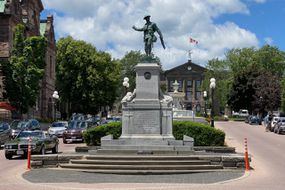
(270, 117, 280, 132)
(48, 121, 68, 137)
(239, 109, 249, 117)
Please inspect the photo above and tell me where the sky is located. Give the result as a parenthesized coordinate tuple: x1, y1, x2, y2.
(41, 0, 285, 70)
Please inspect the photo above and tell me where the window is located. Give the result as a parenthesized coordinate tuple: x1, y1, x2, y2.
(168, 80, 174, 92)
(186, 80, 192, 100)
(178, 80, 183, 92)
(195, 80, 201, 100)
(195, 80, 201, 91)
(186, 91, 192, 101)
(195, 91, 201, 100)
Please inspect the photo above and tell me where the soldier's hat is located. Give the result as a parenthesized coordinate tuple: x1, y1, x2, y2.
(143, 15, 151, 20)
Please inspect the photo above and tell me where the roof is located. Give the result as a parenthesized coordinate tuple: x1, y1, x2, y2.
(0, 0, 7, 13)
(165, 60, 206, 74)
(40, 20, 47, 36)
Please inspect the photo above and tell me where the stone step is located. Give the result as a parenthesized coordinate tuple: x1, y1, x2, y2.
(85, 155, 203, 161)
(57, 168, 230, 175)
(70, 159, 211, 165)
(60, 163, 223, 170)
(91, 149, 195, 155)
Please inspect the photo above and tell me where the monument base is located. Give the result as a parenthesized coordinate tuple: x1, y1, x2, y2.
(100, 62, 194, 155)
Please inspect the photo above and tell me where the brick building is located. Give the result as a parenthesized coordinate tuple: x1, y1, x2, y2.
(164, 60, 206, 112)
(0, 0, 56, 119)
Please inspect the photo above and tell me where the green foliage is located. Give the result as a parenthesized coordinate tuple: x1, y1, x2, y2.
(3, 24, 46, 114)
(119, 51, 161, 93)
(56, 36, 121, 114)
(281, 78, 285, 113)
(205, 45, 285, 114)
(228, 64, 262, 113)
(83, 122, 122, 146)
(83, 121, 225, 146)
(172, 121, 225, 146)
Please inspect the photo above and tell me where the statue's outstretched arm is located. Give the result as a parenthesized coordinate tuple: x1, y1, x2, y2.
(132, 25, 145, 31)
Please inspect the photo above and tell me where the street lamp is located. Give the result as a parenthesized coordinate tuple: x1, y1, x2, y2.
(210, 78, 216, 127)
(122, 77, 129, 95)
(203, 91, 207, 117)
(52, 91, 59, 121)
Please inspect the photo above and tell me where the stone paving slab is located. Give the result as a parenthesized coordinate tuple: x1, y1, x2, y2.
(22, 168, 244, 184)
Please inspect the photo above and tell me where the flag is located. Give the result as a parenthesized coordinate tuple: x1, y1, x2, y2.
(189, 37, 198, 44)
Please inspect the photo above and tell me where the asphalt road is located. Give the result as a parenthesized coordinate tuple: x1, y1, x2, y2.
(1, 121, 285, 190)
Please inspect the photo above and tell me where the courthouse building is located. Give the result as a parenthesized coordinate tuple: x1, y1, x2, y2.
(164, 60, 206, 112)
(0, 0, 56, 119)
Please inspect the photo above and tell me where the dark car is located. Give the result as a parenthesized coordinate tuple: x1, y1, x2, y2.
(63, 120, 88, 144)
(0, 122, 11, 146)
(4, 130, 59, 159)
(10, 119, 40, 138)
(248, 115, 262, 125)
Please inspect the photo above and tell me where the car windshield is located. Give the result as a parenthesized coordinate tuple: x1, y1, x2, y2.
(16, 122, 29, 129)
(51, 122, 66, 128)
(17, 131, 43, 138)
(68, 121, 87, 129)
(10, 120, 20, 129)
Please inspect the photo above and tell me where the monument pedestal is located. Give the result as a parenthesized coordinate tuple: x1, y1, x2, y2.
(100, 63, 194, 154)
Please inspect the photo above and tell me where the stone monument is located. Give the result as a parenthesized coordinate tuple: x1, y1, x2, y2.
(100, 16, 194, 154)
(169, 80, 185, 110)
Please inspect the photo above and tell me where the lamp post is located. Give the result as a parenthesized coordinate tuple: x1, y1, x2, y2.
(52, 91, 59, 121)
(122, 77, 129, 95)
(210, 78, 216, 127)
(203, 91, 207, 117)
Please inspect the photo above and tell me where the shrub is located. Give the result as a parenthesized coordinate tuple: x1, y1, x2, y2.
(173, 121, 225, 146)
(83, 122, 121, 146)
(83, 120, 225, 146)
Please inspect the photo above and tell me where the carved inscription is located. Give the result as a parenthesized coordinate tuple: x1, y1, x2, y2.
(133, 111, 160, 133)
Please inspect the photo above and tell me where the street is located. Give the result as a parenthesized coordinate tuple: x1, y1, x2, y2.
(0, 121, 285, 189)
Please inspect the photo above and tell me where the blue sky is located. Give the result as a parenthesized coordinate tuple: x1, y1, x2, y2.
(40, 0, 284, 69)
(215, 1, 285, 50)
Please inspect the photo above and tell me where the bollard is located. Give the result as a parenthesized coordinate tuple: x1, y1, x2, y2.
(27, 137, 32, 170)
(244, 138, 250, 171)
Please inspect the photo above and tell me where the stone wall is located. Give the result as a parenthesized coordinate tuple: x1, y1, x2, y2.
(31, 154, 83, 168)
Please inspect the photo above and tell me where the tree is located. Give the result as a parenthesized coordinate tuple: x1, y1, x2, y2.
(120, 51, 161, 92)
(252, 71, 281, 113)
(120, 51, 144, 92)
(227, 64, 262, 113)
(3, 24, 46, 114)
(56, 36, 120, 115)
(203, 58, 232, 113)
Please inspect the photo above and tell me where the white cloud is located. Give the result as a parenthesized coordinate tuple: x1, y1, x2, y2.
(253, 0, 266, 3)
(42, 0, 260, 69)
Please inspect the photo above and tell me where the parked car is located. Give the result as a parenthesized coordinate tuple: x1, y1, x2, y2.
(248, 115, 262, 125)
(10, 120, 28, 138)
(274, 118, 285, 134)
(10, 119, 41, 138)
(63, 120, 88, 143)
(239, 109, 249, 117)
(270, 117, 282, 132)
(4, 130, 59, 159)
(48, 121, 68, 137)
(0, 122, 11, 146)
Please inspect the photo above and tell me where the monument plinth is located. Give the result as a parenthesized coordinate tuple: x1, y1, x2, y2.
(100, 62, 194, 153)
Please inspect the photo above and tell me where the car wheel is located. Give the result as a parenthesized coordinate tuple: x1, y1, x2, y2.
(52, 144, 58, 154)
(41, 145, 46, 155)
(5, 152, 13, 160)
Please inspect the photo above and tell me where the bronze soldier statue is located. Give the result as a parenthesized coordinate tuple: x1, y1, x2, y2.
(132, 15, 165, 57)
